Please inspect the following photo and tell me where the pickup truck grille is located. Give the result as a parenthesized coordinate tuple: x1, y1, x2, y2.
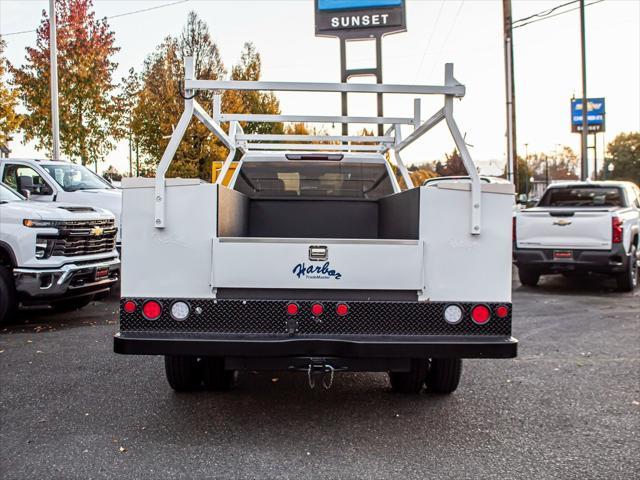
(48, 220, 117, 257)
(119, 299, 512, 337)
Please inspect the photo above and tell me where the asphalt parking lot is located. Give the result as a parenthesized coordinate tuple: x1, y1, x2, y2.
(1, 274, 638, 480)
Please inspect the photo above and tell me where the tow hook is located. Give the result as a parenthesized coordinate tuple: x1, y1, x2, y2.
(304, 359, 345, 390)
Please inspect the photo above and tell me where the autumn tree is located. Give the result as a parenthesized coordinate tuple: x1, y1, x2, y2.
(114, 68, 141, 176)
(528, 146, 579, 182)
(0, 37, 22, 150)
(225, 42, 283, 135)
(606, 132, 639, 184)
(433, 149, 469, 177)
(12, 0, 120, 165)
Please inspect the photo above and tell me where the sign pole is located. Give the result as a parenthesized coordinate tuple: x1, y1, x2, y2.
(49, 0, 61, 161)
(579, 0, 588, 180)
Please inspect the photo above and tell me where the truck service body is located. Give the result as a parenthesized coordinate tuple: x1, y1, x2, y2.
(115, 58, 517, 394)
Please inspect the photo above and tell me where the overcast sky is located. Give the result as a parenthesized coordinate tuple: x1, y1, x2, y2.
(1, 0, 639, 175)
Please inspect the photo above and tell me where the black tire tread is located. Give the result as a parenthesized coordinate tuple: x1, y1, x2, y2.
(427, 358, 462, 394)
(388, 359, 427, 394)
(616, 245, 637, 292)
(0, 265, 17, 324)
(164, 355, 201, 391)
(518, 267, 540, 287)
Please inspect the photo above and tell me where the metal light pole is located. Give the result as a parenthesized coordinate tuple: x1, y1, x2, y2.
(49, 0, 61, 161)
(503, 0, 518, 188)
(579, 0, 588, 180)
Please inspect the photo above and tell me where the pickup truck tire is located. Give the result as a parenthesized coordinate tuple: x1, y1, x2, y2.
(164, 355, 202, 391)
(518, 267, 540, 287)
(201, 357, 236, 391)
(616, 245, 638, 292)
(0, 266, 17, 323)
(426, 358, 462, 394)
(52, 295, 94, 312)
(388, 359, 427, 394)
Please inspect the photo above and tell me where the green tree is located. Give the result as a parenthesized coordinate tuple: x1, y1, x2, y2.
(115, 67, 141, 176)
(606, 132, 639, 184)
(0, 37, 22, 149)
(12, 0, 120, 165)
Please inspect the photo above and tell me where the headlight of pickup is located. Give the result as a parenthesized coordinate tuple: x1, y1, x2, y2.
(23, 219, 58, 228)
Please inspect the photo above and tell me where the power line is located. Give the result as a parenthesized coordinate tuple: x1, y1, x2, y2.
(414, 0, 446, 80)
(512, 0, 579, 26)
(513, 0, 606, 30)
(0, 0, 189, 38)
(426, 0, 465, 80)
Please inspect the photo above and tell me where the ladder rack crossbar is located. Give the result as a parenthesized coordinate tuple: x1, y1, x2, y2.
(244, 143, 384, 152)
(237, 134, 395, 143)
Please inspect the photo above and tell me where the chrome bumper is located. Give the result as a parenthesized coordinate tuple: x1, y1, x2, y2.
(14, 257, 120, 299)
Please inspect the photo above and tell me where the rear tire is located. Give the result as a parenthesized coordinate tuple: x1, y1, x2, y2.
(388, 359, 427, 394)
(164, 355, 202, 391)
(518, 266, 540, 287)
(616, 245, 638, 292)
(201, 357, 236, 391)
(0, 266, 17, 324)
(426, 358, 462, 394)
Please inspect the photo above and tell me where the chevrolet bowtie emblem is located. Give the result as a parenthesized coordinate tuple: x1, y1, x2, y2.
(90, 226, 104, 236)
(553, 219, 572, 226)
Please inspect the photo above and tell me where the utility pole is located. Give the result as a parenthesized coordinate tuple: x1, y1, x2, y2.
(502, 0, 518, 189)
(579, 0, 588, 180)
(49, 0, 61, 161)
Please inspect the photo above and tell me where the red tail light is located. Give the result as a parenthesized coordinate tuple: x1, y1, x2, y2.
(123, 300, 136, 314)
(512, 217, 516, 242)
(495, 305, 509, 318)
(471, 305, 491, 324)
(612, 217, 623, 244)
(142, 300, 162, 320)
(311, 303, 324, 316)
(336, 303, 349, 316)
(286, 303, 299, 315)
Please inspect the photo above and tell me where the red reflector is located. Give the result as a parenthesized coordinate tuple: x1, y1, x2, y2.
(311, 303, 324, 316)
(123, 300, 136, 314)
(471, 305, 491, 324)
(286, 303, 299, 315)
(142, 301, 162, 320)
(336, 303, 349, 316)
(495, 305, 509, 318)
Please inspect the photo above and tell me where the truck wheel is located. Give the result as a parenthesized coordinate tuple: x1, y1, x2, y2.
(426, 358, 462, 394)
(388, 359, 427, 394)
(518, 267, 540, 287)
(201, 357, 236, 391)
(616, 245, 638, 292)
(164, 355, 202, 391)
(0, 266, 17, 324)
(52, 295, 93, 312)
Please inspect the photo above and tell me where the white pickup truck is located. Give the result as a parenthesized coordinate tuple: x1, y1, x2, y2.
(0, 158, 122, 247)
(514, 181, 640, 291)
(114, 58, 517, 395)
(0, 183, 120, 323)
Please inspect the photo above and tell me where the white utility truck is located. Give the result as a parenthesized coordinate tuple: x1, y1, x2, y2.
(514, 181, 640, 291)
(0, 158, 122, 247)
(0, 183, 120, 322)
(114, 58, 517, 394)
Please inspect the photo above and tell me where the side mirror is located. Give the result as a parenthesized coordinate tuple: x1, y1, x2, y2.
(20, 189, 31, 200)
(517, 193, 528, 204)
(17, 175, 36, 194)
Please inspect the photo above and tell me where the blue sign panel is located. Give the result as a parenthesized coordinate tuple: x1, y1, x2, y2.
(571, 98, 605, 127)
(319, 0, 402, 11)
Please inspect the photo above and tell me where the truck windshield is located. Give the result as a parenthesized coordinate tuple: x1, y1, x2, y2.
(538, 187, 624, 207)
(0, 183, 25, 203)
(42, 164, 114, 192)
(235, 161, 394, 199)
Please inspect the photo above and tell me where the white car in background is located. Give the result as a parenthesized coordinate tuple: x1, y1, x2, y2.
(0, 159, 123, 247)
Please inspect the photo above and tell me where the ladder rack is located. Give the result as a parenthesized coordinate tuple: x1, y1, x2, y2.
(154, 57, 483, 236)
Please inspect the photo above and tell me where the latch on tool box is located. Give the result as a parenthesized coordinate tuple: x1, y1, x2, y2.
(309, 245, 328, 261)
